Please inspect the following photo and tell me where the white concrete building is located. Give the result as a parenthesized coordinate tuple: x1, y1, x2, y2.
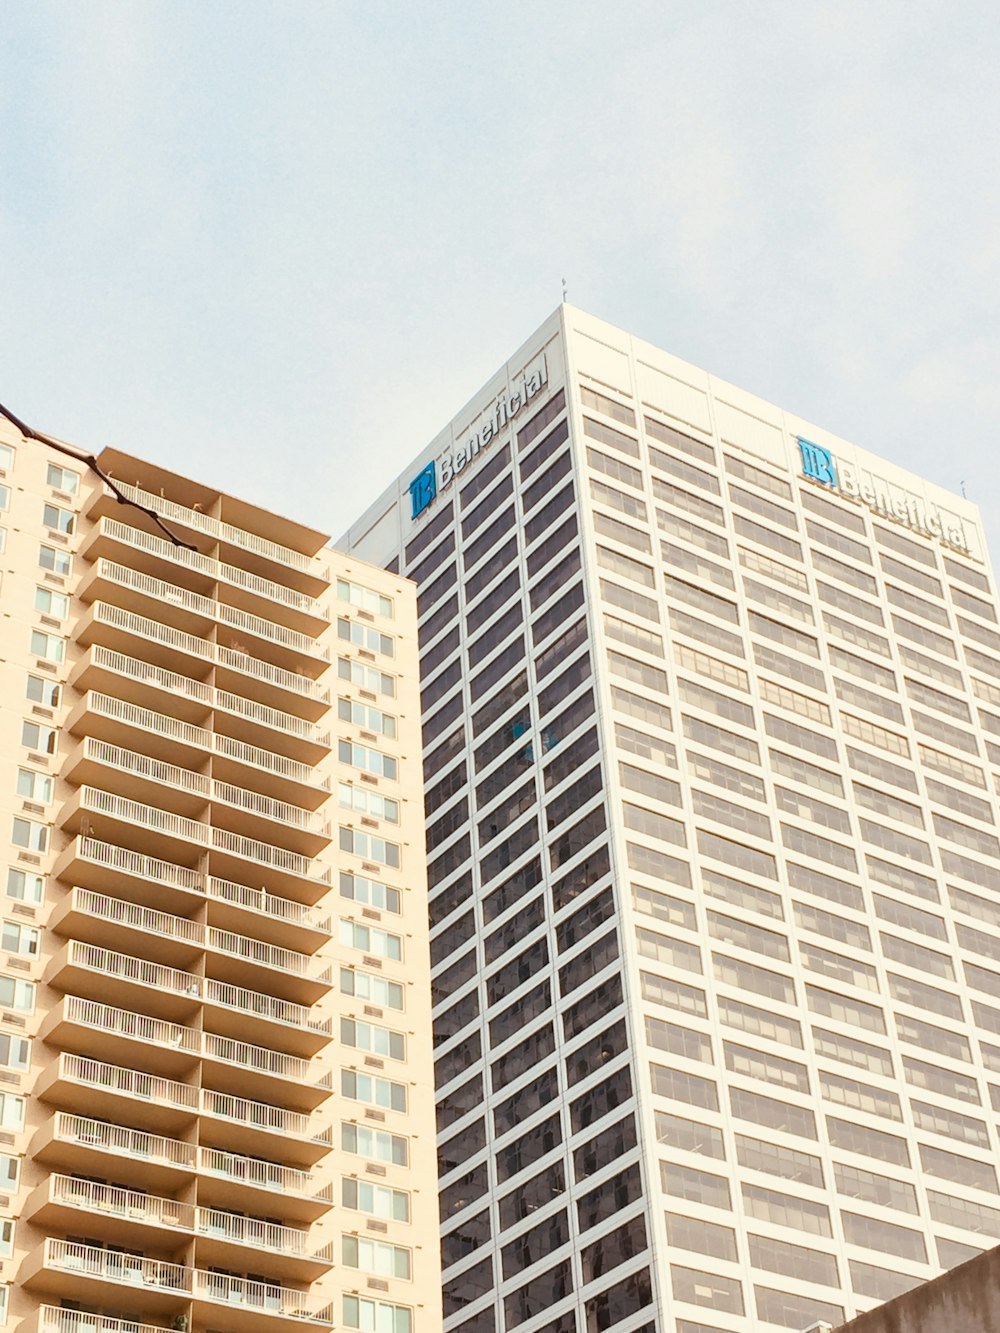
(341, 306, 1000, 1333)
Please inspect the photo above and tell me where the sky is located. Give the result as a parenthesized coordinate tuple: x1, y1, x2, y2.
(2, 1, 999, 562)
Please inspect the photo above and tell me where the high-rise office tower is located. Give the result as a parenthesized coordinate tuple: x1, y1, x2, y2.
(342, 306, 1000, 1333)
(0, 420, 441, 1332)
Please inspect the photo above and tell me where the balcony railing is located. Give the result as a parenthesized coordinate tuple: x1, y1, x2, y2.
(79, 735, 212, 798)
(62, 838, 333, 935)
(197, 1205, 311, 1255)
(85, 599, 213, 661)
(98, 479, 326, 579)
(39, 1237, 190, 1293)
(50, 1111, 197, 1169)
(48, 1172, 193, 1230)
(35, 1307, 169, 1333)
(61, 995, 201, 1055)
(201, 1089, 332, 1145)
(193, 1267, 326, 1318)
(218, 645, 330, 701)
(95, 516, 328, 620)
(51, 1051, 200, 1111)
(199, 1145, 315, 1195)
(86, 642, 214, 703)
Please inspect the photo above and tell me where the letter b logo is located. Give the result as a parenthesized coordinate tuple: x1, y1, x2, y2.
(409, 462, 437, 519)
(798, 438, 836, 485)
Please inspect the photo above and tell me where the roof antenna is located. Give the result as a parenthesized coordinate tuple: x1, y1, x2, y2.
(961, 480, 967, 498)
(561, 278, 568, 304)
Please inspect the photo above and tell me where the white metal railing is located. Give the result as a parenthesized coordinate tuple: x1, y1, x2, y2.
(215, 733, 331, 789)
(74, 836, 205, 894)
(102, 478, 323, 578)
(89, 642, 213, 702)
(85, 691, 212, 748)
(78, 786, 209, 846)
(193, 1266, 319, 1315)
(218, 644, 330, 699)
(204, 978, 325, 1032)
(218, 600, 328, 658)
(204, 1032, 314, 1082)
(99, 516, 328, 619)
(42, 1238, 190, 1292)
(63, 995, 201, 1054)
(216, 688, 328, 743)
(90, 599, 213, 659)
(82, 736, 211, 797)
(199, 1145, 313, 1194)
(211, 826, 329, 881)
(207, 925, 310, 975)
(52, 1112, 196, 1168)
(57, 1052, 199, 1109)
(196, 1205, 309, 1254)
(95, 557, 214, 617)
(72, 886, 204, 946)
(68, 940, 200, 998)
(214, 780, 321, 831)
(50, 1173, 193, 1229)
(207, 875, 332, 931)
(201, 1088, 331, 1141)
(37, 1307, 169, 1333)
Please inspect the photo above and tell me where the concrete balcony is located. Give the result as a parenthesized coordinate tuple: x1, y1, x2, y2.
(22, 1307, 170, 1333)
(24, 1173, 193, 1249)
(79, 557, 216, 635)
(31, 1111, 197, 1192)
(191, 1268, 333, 1332)
(211, 780, 332, 857)
(76, 598, 214, 676)
(217, 644, 331, 719)
(19, 1239, 190, 1316)
(213, 688, 332, 765)
(88, 477, 332, 594)
(66, 690, 213, 768)
(54, 837, 333, 953)
(46, 940, 331, 1055)
(71, 641, 213, 724)
(82, 515, 330, 634)
(199, 1088, 334, 1167)
(201, 1032, 333, 1111)
(35, 1052, 199, 1134)
(50, 886, 331, 1003)
(198, 1145, 334, 1223)
(194, 1207, 331, 1281)
(40, 994, 201, 1075)
(63, 736, 211, 818)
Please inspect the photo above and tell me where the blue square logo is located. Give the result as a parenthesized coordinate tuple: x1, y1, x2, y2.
(410, 462, 437, 519)
(798, 438, 837, 486)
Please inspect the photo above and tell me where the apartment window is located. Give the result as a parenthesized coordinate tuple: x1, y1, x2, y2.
(0, 1156, 17, 1191)
(341, 1069, 407, 1113)
(343, 1235, 412, 1280)
(666, 1212, 737, 1261)
(338, 782, 399, 823)
(342, 1177, 410, 1222)
(5, 869, 44, 905)
(343, 1296, 411, 1333)
(34, 586, 69, 618)
(45, 462, 79, 494)
(15, 768, 53, 803)
(0, 1094, 24, 1131)
(340, 968, 404, 1010)
(340, 872, 400, 915)
(0, 1035, 30, 1071)
(743, 1182, 831, 1236)
(29, 630, 65, 664)
(26, 675, 60, 708)
(342, 1017, 406, 1062)
(338, 657, 395, 696)
(339, 919, 402, 961)
(11, 818, 48, 853)
(0, 977, 35, 1013)
(0, 1220, 13, 1260)
(339, 827, 401, 869)
(1, 921, 39, 958)
(338, 618, 394, 657)
(38, 543, 73, 575)
(736, 1134, 823, 1187)
(341, 1122, 408, 1166)
(655, 1111, 724, 1159)
(42, 502, 74, 533)
(337, 578, 393, 618)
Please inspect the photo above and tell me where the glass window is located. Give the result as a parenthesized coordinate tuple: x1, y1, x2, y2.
(0, 977, 35, 1013)
(34, 586, 69, 618)
(15, 768, 53, 802)
(38, 543, 73, 575)
(1, 921, 39, 958)
(11, 818, 48, 853)
(670, 1265, 744, 1315)
(736, 1134, 823, 1187)
(742, 1182, 831, 1236)
(29, 630, 65, 664)
(341, 1121, 408, 1166)
(42, 502, 74, 533)
(343, 1296, 411, 1333)
(5, 868, 44, 904)
(25, 674, 60, 708)
(0, 1094, 25, 1131)
(842, 1211, 926, 1261)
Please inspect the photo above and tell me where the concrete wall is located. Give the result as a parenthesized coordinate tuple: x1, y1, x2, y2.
(833, 1245, 1000, 1333)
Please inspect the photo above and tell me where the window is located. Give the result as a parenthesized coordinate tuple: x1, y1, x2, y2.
(1, 921, 39, 958)
(341, 1068, 407, 1112)
(340, 872, 400, 915)
(339, 919, 402, 961)
(338, 656, 395, 696)
(38, 543, 73, 575)
(339, 827, 401, 869)
(26, 675, 60, 708)
(338, 782, 399, 822)
(0, 1094, 24, 1131)
(5, 868, 44, 905)
(15, 768, 53, 803)
(11, 818, 48, 853)
(42, 501, 75, 536)
(29, 630, 65, 664)
(337, 578, 393, 618)
(827, 1116, 909, 1166)
(842, 1211, 926, 1262)
(343, 1296, 411, 1333)
(0, 977, 35, 1013)
(0, 1220, 13, 1260)
(342, 1121, 408, 1166)
(655, 1111, 725, 1159)
(342, 1177, 410, 1222)
(736, 1134, 823, 1187)
(670, 1265, 744, 1315)
(0, 1035, 30, 1071)
(339, 740, 398, 781)
(34, 586, 69, 618)
(46, 462, 80, 493)
(343, 1235, 412, 1280)
(340, 968, 404, 1010)
(342, 1017, 406, 1062)
(742, 1183, 832, 1236)
(338, 617, 394, 657)
(661, 1161, 730, 1209)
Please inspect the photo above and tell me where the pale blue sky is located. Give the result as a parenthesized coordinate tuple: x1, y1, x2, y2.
(2, 1, 998, 560)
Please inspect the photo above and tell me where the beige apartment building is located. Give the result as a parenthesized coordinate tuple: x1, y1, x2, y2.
(0, 418, 441, 1332)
